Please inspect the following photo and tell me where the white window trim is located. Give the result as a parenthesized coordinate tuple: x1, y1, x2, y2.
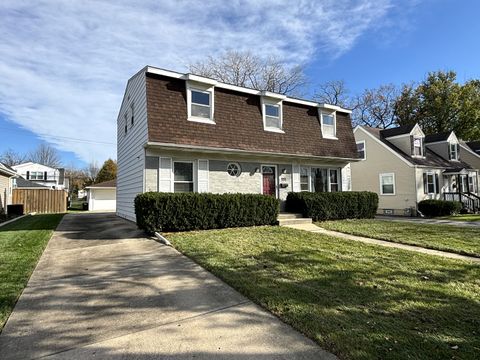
(320, 111, 337, 140)
(260, 164, 279, 198)
(298, 166, 341, 193)
(261, 98, 284, 133)
(356, 140, 366, 160)
(186, 82, 215, 125)
(299, 166, 311, 192)
(172, 160, 196, 193)
(449, 142, 459, 161)
(425, 171, 438, 195)
(328, 168, 340, 192)
(412, 137, 424, 157)
(379, 172, 396, 196)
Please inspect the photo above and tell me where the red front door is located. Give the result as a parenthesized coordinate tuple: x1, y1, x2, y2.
(262, 166, 276, 196)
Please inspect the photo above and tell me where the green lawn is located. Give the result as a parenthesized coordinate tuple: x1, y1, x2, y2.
(168, 226, 480, 360)
(318, 219, 480, 257)
(439, 214, 480, 222)
(0, 214, 64, 329)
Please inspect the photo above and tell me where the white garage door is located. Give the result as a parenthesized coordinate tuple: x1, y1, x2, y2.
(90, 189, 116, 211)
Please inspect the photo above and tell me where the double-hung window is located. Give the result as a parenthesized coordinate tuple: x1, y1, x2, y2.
(173, 162, 194, 193)
(262, 99, 283, 132)
(30, 171, 44, 180)
(449, 143, 458, 160)
(191, 90, 211, 118)
(187, 82, 215, 124)
(321, 112, 336, 138)
(423, 172, 439, 194)
(356, 141, 366, 160)
(300, 167, 309, 191)
(329, 169, 339, 192)
(380, 173, 395, 195)
(413, 137, 423, 156)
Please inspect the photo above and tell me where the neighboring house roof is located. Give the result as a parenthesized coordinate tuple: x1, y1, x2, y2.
(425, 132, 451, 143)
(0, 162, 17, 177)
(361, 126, 472, 170)
(14, 177, 49, 188)
(379, 124, 416, 138)
(466, 141, 480, 154)
(86, 179, 116, 189)
(144, 71, 359, 160)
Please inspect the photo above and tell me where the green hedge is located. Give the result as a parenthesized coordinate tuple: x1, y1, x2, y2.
(135, 192, 279, 233)
(418, 200, 462, 217)
(286, 191, 379, 221)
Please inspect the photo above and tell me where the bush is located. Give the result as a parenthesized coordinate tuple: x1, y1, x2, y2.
(418, 200, 462, 217)
(135, 192, 279, 234)
(286, 191, 378, 221)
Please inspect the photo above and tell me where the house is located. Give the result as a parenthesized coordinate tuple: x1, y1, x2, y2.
(116, 66, 359, 221)
(86, 179, 116, 211)
(77, 189, 87, 199)
(352, 124, 479, 215)
(459, 140, 480, 174)
(0, 162, 16, 214)
(12, 162, 69, 190)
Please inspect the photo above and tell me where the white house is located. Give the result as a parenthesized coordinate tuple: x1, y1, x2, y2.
(86, 179, 116, 211)
(0, 162, 16, 214)
(12, 162, 69, 190)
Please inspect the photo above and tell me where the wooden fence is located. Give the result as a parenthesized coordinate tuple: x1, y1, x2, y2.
(12, 189, 67, 214)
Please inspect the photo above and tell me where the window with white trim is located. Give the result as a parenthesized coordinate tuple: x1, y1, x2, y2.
(173, 161, 194, 193)
(300, 167, 309, 191)
(423, 172, 439, 194)
(380, 173, 395, 195)
(187, 83, 215, 124)
(449, 143, 458, 160)
(468, 174, 477, 193)
(30, 171, 45, 180)
(356, 141, 366, 160)
(321, 112, 336, 138)
(413, 137, 423, 156)
(329, 169, 339, 192)
(262, 99, 283, 132)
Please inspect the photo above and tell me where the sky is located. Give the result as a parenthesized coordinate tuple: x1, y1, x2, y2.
(1, 0, 479, 168)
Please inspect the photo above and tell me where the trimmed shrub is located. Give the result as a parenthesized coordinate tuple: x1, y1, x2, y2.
(418, 200, 462, 217)
(135, 192, 279, 234)
(286, 191, 378, 221)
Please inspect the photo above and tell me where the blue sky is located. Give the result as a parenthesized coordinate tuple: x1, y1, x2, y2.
(1, 0, 479, 168)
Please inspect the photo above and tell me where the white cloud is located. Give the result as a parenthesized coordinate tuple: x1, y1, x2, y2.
(0, 0, 400, 163)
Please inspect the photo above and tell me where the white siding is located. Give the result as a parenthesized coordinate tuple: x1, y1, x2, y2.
(116, 70, 148, 221)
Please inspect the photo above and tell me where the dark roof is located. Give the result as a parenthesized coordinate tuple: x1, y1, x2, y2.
(467, 141, 480, 154)
(15, 177, 49, 188)
(88, 179, 116, 188)
(145, 73, 359, 160)
(362, 126, 472, 169)
(380, 124, 416, 138)
(0, 162, 16, 176)
(425, 132, 451, 143)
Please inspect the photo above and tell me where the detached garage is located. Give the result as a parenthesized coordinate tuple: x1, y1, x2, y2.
(86, 179, 116, 211)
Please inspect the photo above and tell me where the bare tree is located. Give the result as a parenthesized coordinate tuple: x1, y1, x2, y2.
(84, 161, 100, 186)
(314, 80, 351, 107)
(0, 148, 28, 166)
(29, 143, 62, 168)
(351, 84, 400, 129)
(189, 50, 307, 96)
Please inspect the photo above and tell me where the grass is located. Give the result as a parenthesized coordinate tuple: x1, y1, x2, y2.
(318, 219, 480, 257)
(168, 226, 480, 360)
(439, 214, 480, 222)
(0, 213, 64, 330)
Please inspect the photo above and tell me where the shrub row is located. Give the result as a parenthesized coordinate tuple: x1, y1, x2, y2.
(418, 199, 462, 217)
(286, 191, 379, 221)
(135, 192, 279, 234)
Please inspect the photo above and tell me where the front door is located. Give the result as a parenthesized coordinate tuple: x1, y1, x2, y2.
(262, 166, 276, 196)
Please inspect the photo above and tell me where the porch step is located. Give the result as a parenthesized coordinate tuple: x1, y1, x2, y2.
(277, 213, 304, 219)
(278, 217, 313, 226)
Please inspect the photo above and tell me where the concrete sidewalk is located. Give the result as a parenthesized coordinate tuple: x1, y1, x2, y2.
(376, 215, 480, 228)
(0, 213, 334, 360)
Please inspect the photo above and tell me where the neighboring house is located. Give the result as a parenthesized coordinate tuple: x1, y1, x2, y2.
(86, 180, 116, 211)
(459, 140, 480, 173)
(466, 141, 480, 155)
(13, 177, 50, 189)
(0, 162, 16, 214)
(12, 162, 69, 190)
(77, 189, 87, 199)
(352, 124, 479, 215)
(116, 66, 359, 221)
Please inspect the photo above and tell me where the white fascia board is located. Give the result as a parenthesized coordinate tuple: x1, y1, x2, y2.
(145, 141, 361, 162)
(86, 186, 116, 189)
(144, 66, 352, 113)
(356, 126, 414, 167)
(411, 123, 425, 137)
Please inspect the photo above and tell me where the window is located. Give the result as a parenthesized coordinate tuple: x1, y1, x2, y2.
(124, 113, 128, 135)
(145, 156, 159, 192)
(300, 167, 309, 191)
(29, 171, 45, 180)
(423, 172, 439, 194)
(449, 143, 458, 160)
(311, 168, 328, 192)
(227, 163, 241, 177)
(380, 173, 395, 195)
(329, 169, 339, 192)
(413, 137, 423, 156)
(173, 162, 194, 192)
(468, 174, 477, 193)
(130, 103, 135, 126)
(261, 100, 283, 132)
(356, 141, 366, 160)
(321, 112, 336, 138)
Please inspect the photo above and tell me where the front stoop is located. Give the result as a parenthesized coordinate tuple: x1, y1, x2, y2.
(278, 213, 313, 226)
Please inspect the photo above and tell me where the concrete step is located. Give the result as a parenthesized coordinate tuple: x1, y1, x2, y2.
(277, 213, 304, 219)
(278, 218, 313, 226)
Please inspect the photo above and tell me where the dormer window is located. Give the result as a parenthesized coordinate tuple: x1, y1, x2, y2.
(321, 112, 336, 139)
(413, 137, 423, 156)
(449, 143, 459, 160)
(261, 97, 283, 133)
(186, 81, 215, 124)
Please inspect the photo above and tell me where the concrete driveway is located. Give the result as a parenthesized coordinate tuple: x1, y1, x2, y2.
(0, 213, 334, 360)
